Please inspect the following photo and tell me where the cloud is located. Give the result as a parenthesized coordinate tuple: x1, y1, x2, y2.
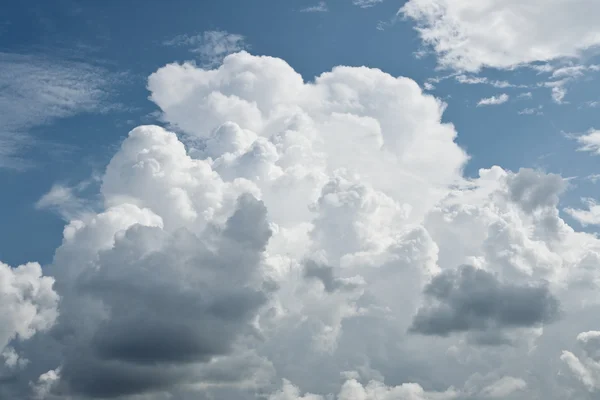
(269, 378, 457, 400)
(0, 261, 59, 363)
(13, 52, 600, 400)
(565, 198, 600, 226)
(518, 107, 543, 116)
(0, 53, 111, 169)
(561, 332, 600, 392)
(164, 30, 248, 67)
(353, 0, 384, 8)
(455, 75, 522, 88)
(401, 0, 600, 72)
(409, 265, 559, 342)
(477, 94, 509, 106)
(301, 2, 328, 12)
(574, 129, 600, 155)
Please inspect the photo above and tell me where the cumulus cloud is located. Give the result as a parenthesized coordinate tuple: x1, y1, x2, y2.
(12, 52, 600, 400)
(0, 262, 59, 365)
(0, 53, 111, 169)
(401, 0, 600, 71)
(477, 94, 509, 106)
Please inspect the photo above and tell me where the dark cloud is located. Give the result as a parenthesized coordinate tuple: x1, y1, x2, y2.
(409, 265, 560, 340)
(507, 168, 565, 213)
(303, 261, 358, 293)
(52, 195, 273, 398)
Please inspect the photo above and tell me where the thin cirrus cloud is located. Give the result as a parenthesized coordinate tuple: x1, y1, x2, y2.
(0, 53, 111, 169)
(301, 1, 328, 12)
(353, 0, 385, 7)
(163, 30, 249, 67)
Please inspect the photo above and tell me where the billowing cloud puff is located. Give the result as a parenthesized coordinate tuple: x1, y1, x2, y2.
(401, 0, 600, 71)
(0, 262, 58, 364)
(7, 52, 600, 400)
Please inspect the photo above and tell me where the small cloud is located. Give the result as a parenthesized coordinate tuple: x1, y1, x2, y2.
(164, 30, 248, 67)
(549, 83, 568, 104)
(518, 105, 543, 115)
(477, 94, 509, 107)
(301, 1, 328, 12)
(353, 0, 384, 8)
(518, 92, 533, 99)
(574, 128, 600, 155)
(456, 75, 488, 85)
(454, 75, 523, 88)
(35, 178, 99, 220)
(565, 198, 600, 226)
(423, 82, 435, 91)
(586, 174, 600, 183)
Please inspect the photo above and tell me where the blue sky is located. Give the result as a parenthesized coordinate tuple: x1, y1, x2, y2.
(4, 2, 600, 399)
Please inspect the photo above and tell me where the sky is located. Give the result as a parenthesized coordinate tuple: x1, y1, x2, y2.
(2, 0, 600, 399)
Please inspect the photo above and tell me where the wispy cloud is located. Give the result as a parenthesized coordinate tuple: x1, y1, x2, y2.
(353, 0, 384, 7)
(301, 1, 328, 12)
(541, 64, 600, 104)
(454, 74, 525, 88)
(477, 94, 509, 107)
(518, 106, 543, 115)
(164, 30, 248, 67)
(0, 53, 111, 170)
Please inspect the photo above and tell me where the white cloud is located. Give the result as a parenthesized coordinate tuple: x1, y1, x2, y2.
(401, 0, 600, 71)
(562, 332, 600, 391)
(0, 262, 59, 360)
(164, 30, 248, 67)
(575, 129, 600, 154)
(518, 92, 533, 99)
(518, 105, 543, 115)
(12, 52, 600, 400)
(565, 198, 600, 226)
(0, 53, 110, 169)
(353, 0, 384, 8)
(301, 2, 328, 12)
(455, 75, 522, 88)
(477, 93, 509, 106)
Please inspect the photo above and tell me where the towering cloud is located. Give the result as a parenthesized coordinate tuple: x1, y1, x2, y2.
(5, 52, 600, 399)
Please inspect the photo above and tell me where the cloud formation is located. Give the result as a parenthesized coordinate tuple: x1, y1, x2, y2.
(7, 51, 600, 400)
(0, 53, 110, 169)
(477, 94, 509, 107)
(401, 0, 600, 71)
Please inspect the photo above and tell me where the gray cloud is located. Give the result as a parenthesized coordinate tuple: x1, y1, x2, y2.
(303, 261, 359, 293)
(507, 168, 565, 213)
(409, 265, 560, 340)
(50, 195, 273, 398)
